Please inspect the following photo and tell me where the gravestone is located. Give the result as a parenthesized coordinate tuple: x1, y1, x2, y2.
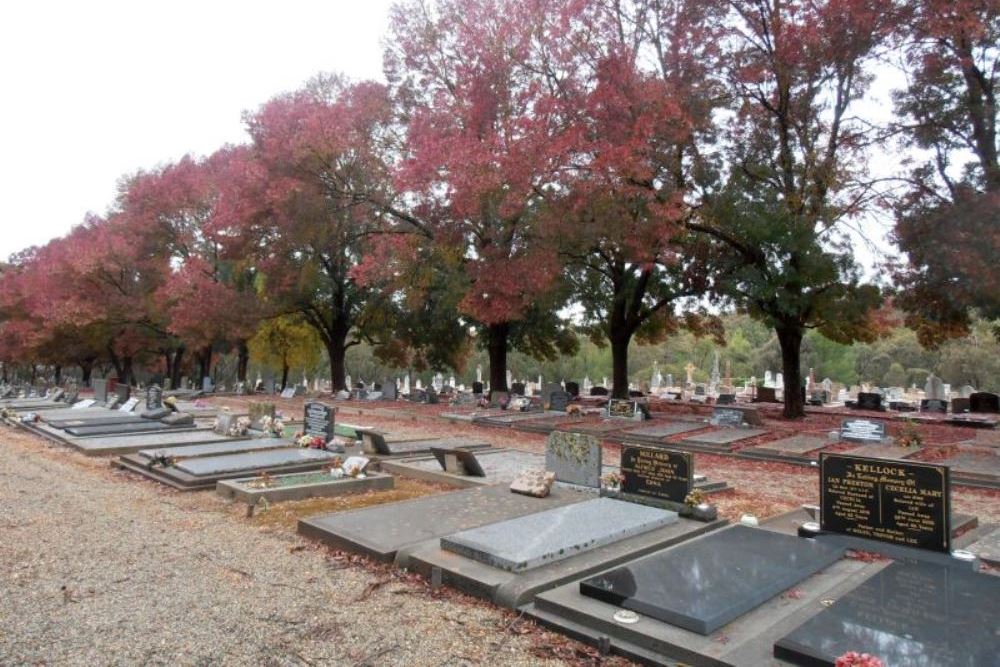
(565, 381, 580, 397)
(293, 385, 305, 397)
(381, 380, 397, 401)
(92, 379, 108, 403)
(820, 452, 951, 552)
(590, 386, 609, 396)
(214, 412, 235, 436)
(548, 390, 571, 412)
(619, 445, 693, 505)
(303, 402, 334, 441)
(471, 381, 484, 395)
(969, 391, 1000, 414)
(951, 397, 971, 414)
(263, 378, 275, 394)
(541, 383, 563, 408)
(489, 391, 509, 408)
(115, 384, 131, 403)
(431, 447, 485, 476)
(840, 418, 886, 443)
(754, 386, 779, 403)
(607, 398, 637, 419)
(921, 398, 948, 414)
(855, 392, 883, 411)
(280, 387, 295, 399)
(145, 384, 163, 410)
(248, 402, 275, 430)
(924, 373, 945, 400)
(715, 393, 736, 405)
(510, 382, 526, 396)
(202, 377, 214, 393)
(545, 431, 601, 488)
(710, 407, 744, 427)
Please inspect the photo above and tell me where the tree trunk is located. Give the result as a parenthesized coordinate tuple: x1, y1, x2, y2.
(777, 324, 805, 419)
(170, 347, 185, 389)
(121, 356, 134, 386)
(327, 335, 349, 392)
(236, 340, 250, 382)
(281, 361, 290, 391)
(196, 344, 213, 381)
(54, 365, 62, 385)
(80, 363, 93, 385)
(487, 322, 510, 396)
(610, 334, 632, 399)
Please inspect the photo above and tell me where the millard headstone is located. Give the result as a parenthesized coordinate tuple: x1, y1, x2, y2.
(619, 445, 693, 505)
(820, 452, 951, 552)
(840, 418, 886, 443)
(303, 401, 334, 441)
(545, 431, 601, 488)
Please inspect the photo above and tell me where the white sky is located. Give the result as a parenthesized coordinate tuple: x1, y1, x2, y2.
(0, 0, 897, 271)
(0, 0, 395, 258)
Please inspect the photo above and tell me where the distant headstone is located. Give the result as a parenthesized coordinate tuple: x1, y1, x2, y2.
(855, 392, 883, 411)
(303, 402, 334, 441)
(619, 445, 693, 505)
(820, 452, 951, 552)
(145, 384, 163, 410)
(280, 387, 295, 399)
(754, 386, 779, 403)
(471, 381, 484, 395)
(840, 418, 887, 443)
(951, 397, 970, 414)
(590, 386, 609, 397)
(202, 377, 214, 393)
(510, 382, 526, 396)
(382, 380, 397, 401)
(969, 392, 1000, 414)
(716, 393, 736, 405)
(710, 407, 745, 427)
(548, 390, 571, 412)
(248, 402, 275, 430)
(541, 382, 563, 408)
(293, 385, 305, 397)
(92, 379, 108, 403)
(920, 399, 948, 414)
(565, 381, 580, 397)
(545, 431, 601, 488)
(607, 398, 638, 419)
(924, 374, 945, 401)
(214, 412, 235, 435)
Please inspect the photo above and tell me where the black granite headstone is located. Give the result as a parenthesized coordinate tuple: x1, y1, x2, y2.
(510, 382, 526, 396)
(840, 418, 886, 443)
(303, 401, 334, 440)
(608, 398, 637, 418)
(969, 392, 1000, 414)
(951, 397, 970, 414)
(775, 561, 1000, 667)
(754, 386, 779, 403)
(820, 452, 951, 552)
(921, 398, 948, 414)
(619, 445, 692, 504)
(146, 384, 163, 410)
(548, 390, 571, 412)
(716, 393, 736, 405)
(590, 386, 609, 396)
(565, 381, 580, 397)
(382, 380, 397, 400)
(855, 391, 883, 411)
(471, 381, 484, 395)
(710, 407, 744, 427)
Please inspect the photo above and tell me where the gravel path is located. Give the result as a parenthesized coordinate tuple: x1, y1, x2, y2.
(0, 425, 613, 667)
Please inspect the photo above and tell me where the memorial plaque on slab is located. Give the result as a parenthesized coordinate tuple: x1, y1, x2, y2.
(546, 431, 601, 488)
(710, 407, 744, 427)
(145, 384, 163, 410)
(280, 387, 295, 399)
(118, 397, 140, 413)
(620, 445, 692, 504)
(431, 447, 485, 477)
(840, 418, 886, 443)
(303, 402, 334, 441)
(820, 452, 951, 552)
(608, 398, 637, 419)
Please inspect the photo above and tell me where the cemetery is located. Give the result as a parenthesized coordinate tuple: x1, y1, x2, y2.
(3, 0, 1000, 664)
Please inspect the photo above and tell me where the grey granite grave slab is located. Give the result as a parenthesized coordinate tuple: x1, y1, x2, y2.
(298, 484, 587, 565)
(680, 428, 767, 451)
(46, 415, 145, 430)
(847, 443, 922, 460)
(570, 420, 638, 436)
(174, 448, 335, 476)
(546, 432, 602, 488)
(136, 438, 289, 460)
(64, 421, 194, 437)
(751, 435, 827, 455)
(775, 560, 1000, 667)
(441, 498, 677, 572)
(36, 407, 123, 421)
(381, 449, 545, 488)
(378, 437, 491, 457)
(217, 471, 394, 504)
(474, 410, 564, 427)
(70, 430, 234, 456)
(579, 525, 843, 635)
(967, 526, 1000, 566)
(513, 415, 586, 434)
(619, 422, 705, 441)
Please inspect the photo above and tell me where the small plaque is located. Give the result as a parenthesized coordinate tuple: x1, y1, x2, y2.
(303, 402, 334, 440)
(620, 445, 693, 504)
(608, 398, 637, 419)
(820, 452, 951, 552)
(840, 418, 886, 443)
(710, 407, 744, 427)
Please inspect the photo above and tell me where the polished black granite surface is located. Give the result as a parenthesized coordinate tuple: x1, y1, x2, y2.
(775, 560, 1000, 667)
(579, 526, 843, 634)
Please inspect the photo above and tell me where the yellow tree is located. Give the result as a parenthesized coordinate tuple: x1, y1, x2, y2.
(248, 316, 323, 390)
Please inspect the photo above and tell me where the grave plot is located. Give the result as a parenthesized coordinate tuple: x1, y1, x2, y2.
(63, 420, 201, 438)
(297, 484, 586, 566)
(614, 422, 707, 446)
(739, 435, 833, 465)
(472, 410, 558, 428)
(967, 527, 1000, 567)
(679, 428, 769, 453)
(69, 429, 234, 457)
(37, 407, 127, 422)
(358, 429, 491, 457)
(45, 415, 148, 430)
(566, 419, 641, 438)
(217, 469, 393, 504)
(774, 560, 1000, 667)
(846, 443, 923, 460)
(936, 448, 1000, 490)
(408, 498, 723, 608)
(114, 443, 337, 491)
(380, 448, 549, 488)
(512, 414, 585, 434)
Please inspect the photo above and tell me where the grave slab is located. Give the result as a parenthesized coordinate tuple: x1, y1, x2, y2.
(174, 448, 334, 476)
(217, 471, 394, 504)
(136, 438, 289, 460)
(681, 428, 767, 452)
(381, 449, 545, 488)
(513, 415, 586, 434)
(966, 526, 1000, 566)
(775, 560, 1000, 667)
(618, 422, 705, 442)
(847, 443, 922, 460)
(579, 525, 843, 635)
(46, 415, 145, 430)
(70, 430, 234, 456)
(65, 421, 195, 437)
(441, 498, 677, 573)
(298, 484, 586, 565)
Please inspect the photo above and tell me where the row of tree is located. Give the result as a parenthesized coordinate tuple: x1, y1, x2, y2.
(0, 0, 996, 418)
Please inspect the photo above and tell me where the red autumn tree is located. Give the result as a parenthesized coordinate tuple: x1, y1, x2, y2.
(892, 0, 1000, 344)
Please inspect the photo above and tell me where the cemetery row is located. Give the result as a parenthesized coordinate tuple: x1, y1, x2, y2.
(2, 382, 998, 666)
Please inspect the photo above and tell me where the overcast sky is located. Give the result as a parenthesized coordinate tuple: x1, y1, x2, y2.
(0, 0, 395, 258)
(0, 0, 897, 270)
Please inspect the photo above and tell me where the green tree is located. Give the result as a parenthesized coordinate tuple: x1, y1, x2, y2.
(248, 316, 323, 390)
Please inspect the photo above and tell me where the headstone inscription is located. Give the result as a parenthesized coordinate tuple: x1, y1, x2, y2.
(608, 398, 637, 419)
(619, 445, 693, 505)
(840, 418, 886, 443)
(92, 379, 108, 403)
(969, 391, 1000, 414)
(431, 447, 486, 477)
(145, 384, 163, 410)
(710, 407, 744, 427)
(819, 452, 951, 552)
(303, 402, 334, 441)
(545, 431, 601, 488)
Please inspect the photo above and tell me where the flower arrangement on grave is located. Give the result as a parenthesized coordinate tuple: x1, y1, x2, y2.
(835, 652, 883, 667)
(343, 462, 365, 478)
(258, 415, 285, 438)
(601, 471, 622, 491)
(231, 417, 251, 437)
(248, 471, 277, 489)
(295, 433, 326, 449)
(684, 489, 708, 507)
(893, 419, 923, 448)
